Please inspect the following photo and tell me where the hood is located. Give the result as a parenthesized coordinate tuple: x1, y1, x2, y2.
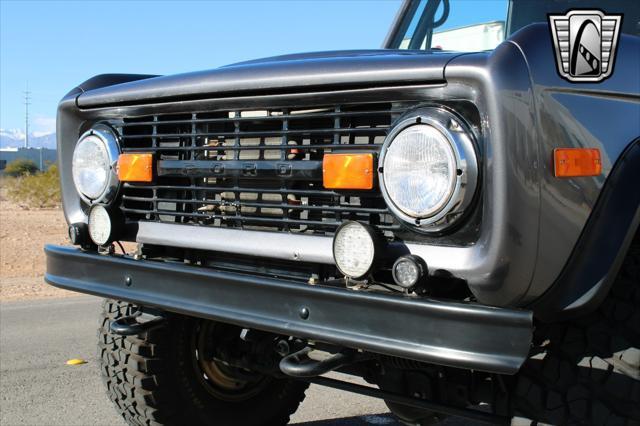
(77, 49, 464, 108)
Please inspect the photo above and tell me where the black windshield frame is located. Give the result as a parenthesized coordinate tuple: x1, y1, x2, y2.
(384, 0, 444, 50)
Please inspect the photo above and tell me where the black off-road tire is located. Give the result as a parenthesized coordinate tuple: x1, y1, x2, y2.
(512, 238, 640, 425)
(98, 300, 308, 426)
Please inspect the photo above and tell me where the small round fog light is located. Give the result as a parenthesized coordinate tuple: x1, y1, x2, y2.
(332, 221, 379, 279)
(88, 205, 113, 246)
(392, 255, 428, 289)
(68, 223, 89, 246)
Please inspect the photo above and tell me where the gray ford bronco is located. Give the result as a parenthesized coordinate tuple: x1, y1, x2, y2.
(46, 0, 640, 424)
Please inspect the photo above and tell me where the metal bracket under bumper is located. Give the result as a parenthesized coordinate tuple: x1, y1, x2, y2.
(44, 245, 532, 374)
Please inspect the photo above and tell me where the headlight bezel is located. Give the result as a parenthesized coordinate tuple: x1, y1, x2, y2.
(72, 124, 120, 205)
(378, 108, 479, 233)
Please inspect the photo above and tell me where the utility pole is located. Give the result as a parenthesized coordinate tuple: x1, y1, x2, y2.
(24, 87, 31, 149)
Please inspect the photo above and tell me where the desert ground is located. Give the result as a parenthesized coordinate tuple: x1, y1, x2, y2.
(0, 186, 74, 301)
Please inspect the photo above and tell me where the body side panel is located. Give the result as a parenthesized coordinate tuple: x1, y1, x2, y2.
(508, 24, 640, 303)
(533, 140, 640, 320)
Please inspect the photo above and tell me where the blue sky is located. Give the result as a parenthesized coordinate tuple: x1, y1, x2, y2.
(0, 0, 507, 135)
(0, 0, 400, 134)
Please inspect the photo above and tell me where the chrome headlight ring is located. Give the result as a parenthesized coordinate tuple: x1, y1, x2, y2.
(72, 124, 120, 205)
(378, 108, 479, 233)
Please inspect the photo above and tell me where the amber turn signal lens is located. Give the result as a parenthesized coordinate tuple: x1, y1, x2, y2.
(117, 153, 153, 182)
(554, 148, 602, 177)
(323, 153, 374, 190)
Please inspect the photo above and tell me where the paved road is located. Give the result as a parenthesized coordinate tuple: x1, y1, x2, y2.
(0, 296, 469, 426)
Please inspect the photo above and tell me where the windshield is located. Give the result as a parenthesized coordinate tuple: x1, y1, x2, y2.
(390, 0, 509, 51)
(388, 0, 639, 52)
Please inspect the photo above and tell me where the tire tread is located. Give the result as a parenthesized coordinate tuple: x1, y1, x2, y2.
(512, 236, 640, 425)
(99, 300, 307, 426)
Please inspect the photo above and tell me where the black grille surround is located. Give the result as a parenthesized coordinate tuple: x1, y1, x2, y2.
(112, 103, 412, 238)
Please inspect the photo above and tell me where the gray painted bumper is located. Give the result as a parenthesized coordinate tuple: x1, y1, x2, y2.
(45, 245, 532, 374)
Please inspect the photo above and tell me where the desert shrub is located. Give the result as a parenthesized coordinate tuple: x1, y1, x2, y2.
(4, 159, 39, 177)
(5, 164, 61, 208)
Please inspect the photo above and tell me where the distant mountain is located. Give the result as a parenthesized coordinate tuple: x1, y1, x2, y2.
(0, 129, 56, 149)
(30, 133, 56, 149)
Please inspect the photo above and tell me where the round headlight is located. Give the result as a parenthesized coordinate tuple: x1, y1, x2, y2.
(332, 221, 379, 279)
(72, 125, 119, 204)
(88, 205, 112, 246)
(383, 124, 456, 218)
(379, 109, 478, 232)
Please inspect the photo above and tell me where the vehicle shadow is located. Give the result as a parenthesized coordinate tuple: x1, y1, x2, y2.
(293, 412, 474, 425)
(292, 413, 401, 425)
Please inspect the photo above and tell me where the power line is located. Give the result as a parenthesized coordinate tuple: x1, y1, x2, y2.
(24, 87, 31, 149)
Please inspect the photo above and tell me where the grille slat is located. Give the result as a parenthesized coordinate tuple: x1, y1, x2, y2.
(120, 109, 404, 127)
(120, 127, 388, 140)
(121, 143, 379, 153)
(116, 103, 404, 237)
(123, 183, 381, 198)
(121, 207, 400, 231)
(121, 195, 389, 214)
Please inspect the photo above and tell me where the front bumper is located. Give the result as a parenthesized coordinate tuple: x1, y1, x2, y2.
(45, 244, 532, 374)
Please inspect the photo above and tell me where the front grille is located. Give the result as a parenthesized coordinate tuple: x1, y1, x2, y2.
(113, 103, 407, 237)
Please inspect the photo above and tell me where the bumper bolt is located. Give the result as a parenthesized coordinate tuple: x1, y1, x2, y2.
(299, 307, 309, 320)
(124, 276, 132, 287)
(275, 340, 290, 356)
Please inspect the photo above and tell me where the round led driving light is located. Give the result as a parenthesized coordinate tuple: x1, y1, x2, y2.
(72, 125, 120, 204)
(392, 255, 428, 289)
(379, 109, 478, 232)
(88, 205, 113, 246)
(332, 221, 379, 279)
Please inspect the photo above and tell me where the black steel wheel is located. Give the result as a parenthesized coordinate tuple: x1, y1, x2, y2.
(378, 368, 448, 426)
(98, 300, 308, 426)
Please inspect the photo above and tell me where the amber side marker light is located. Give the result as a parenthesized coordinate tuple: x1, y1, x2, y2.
(117, 153, 153, 182)
(554, 148, 602, 178)
(323, 153, 374, 190)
